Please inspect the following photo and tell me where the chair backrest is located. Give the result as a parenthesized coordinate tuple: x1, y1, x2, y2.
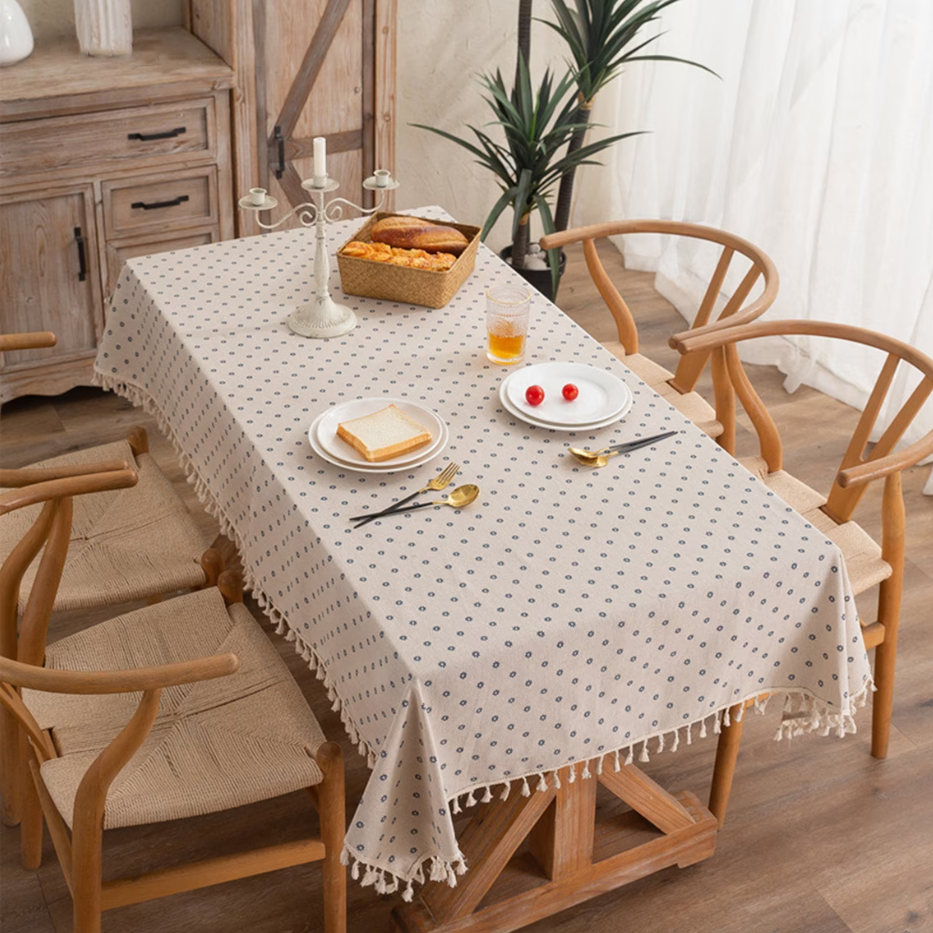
(0, 332, 57, 355)
(673, 319, 933, 523)
(540, 220, 779, 395)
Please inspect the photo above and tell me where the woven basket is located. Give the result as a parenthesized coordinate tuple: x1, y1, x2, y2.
(336, 213, 481, 309)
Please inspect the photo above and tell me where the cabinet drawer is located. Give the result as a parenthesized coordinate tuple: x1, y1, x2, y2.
(103, 168, 217, 238)
(0, 99, 214, 178)
(105, 226, 217, 297)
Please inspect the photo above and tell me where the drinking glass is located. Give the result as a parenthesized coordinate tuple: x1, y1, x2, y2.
(486, 284, 532, 365)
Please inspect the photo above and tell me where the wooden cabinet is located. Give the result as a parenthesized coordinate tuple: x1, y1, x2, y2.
(0, 28, 235, 404)
(187, 0, 396, 233)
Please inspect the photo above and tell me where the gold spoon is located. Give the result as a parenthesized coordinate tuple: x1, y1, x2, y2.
(568, 430, 679, 468)
(352, 484, 479, 525)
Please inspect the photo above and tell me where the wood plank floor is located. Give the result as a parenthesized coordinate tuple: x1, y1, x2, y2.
(2, 242, 932, 933)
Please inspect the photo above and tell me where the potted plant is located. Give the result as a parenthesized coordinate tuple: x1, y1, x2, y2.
(415, 54, 633, 299)
(415, 0, 714, 299)
(545, 0, 717, 232)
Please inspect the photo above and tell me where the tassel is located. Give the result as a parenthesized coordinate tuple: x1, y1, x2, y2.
(624, 746, 634, 766)
(452, 796, 461, 815)
(700, 718, 708, 739)
(500, 782, 511, 802)
(596, 755, 605, 776)
(657, 733, 665, 753)
(521, 777, 531, 797)
(723, 706, 732, 728)
(639, 741, 650, 763)
(670, 729, 680, 752)
(713, 713, 722, 734)
(402, 879, 415, 902)
(465, 790, 476, 808)
(481, 786, 492, 803)
(582, 760, 592, 779)
(536, 773, 548, 792)
(351, 859, 360, 881)
(552, 769, 561, 789)
(687, 723, 693, 745)
(614, 749, 621, 771)
(568, 762, 576, 783)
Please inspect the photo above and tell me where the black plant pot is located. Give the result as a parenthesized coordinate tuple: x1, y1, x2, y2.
(499, 246, 567, 303)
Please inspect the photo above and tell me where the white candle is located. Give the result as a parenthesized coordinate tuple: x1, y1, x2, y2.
(313, 137, 327, 180)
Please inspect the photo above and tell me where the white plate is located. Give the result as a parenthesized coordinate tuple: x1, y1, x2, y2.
(309, 414, 449, 474)
(504, 362, 631, 425)
(498, 386, 630, 432)
(315, 398, 446, 468)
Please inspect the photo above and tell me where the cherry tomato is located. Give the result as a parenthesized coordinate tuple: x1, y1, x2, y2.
(525, 385, 545, 406)
(562, 383, 579, 401)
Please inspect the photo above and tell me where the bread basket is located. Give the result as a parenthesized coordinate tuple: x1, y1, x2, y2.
(337, 213, 481, 309)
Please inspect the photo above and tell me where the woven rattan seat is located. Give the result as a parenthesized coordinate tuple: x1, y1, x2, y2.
(0, 437, 211, 612)
(24, 589, 326, 830)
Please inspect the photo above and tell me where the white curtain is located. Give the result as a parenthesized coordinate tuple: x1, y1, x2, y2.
(573, 0, 933, 493)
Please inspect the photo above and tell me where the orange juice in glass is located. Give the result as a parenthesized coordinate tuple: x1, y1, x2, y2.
(486, 284, 532, 365)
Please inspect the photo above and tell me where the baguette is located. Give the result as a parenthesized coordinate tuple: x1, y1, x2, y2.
(371, 217, 469, 255)
(336, 404, 433, 462)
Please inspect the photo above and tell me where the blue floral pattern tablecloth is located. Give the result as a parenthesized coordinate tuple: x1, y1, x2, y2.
(94, 207, 871, 899)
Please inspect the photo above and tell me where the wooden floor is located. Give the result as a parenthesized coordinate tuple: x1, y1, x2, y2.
(2, 243, 932, 933)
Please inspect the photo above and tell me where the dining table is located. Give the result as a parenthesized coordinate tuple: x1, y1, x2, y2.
(93, 206, 872, 932)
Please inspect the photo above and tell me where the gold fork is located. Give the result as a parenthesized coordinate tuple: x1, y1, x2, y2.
(349, 462, 461, 526)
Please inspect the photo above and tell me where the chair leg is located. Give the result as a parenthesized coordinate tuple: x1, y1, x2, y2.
(873, 474, 906, 760)
(709, 704, 746, 826)
(1, 705, 23, 827)
(316, 741, 347, 933)
(871, 579, 902, 760)
(20, 734, 43, 869)
(72, 814, 104, 933)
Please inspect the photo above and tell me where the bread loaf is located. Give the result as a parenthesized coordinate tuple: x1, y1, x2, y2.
(371, 217, 469, 255)
(336, 404, 433, 462)
(341, 241, 458, 271)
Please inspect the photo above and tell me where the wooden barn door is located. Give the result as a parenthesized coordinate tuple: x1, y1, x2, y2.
(188, 0, 396, 234)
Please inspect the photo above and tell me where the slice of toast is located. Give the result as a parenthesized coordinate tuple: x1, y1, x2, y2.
(336, 404, 433, 462)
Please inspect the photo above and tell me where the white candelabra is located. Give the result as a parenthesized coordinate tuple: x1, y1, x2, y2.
(238, 136, 399, 338)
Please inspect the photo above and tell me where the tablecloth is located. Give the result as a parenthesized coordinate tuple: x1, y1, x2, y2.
(94, 206, 872, 898)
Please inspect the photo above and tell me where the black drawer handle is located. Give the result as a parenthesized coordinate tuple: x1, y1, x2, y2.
(74, 226, 87, 281)
(131, 195, 190, 211)
(127, 126, 187, 142)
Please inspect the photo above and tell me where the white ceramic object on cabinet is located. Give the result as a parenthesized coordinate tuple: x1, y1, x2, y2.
(74, 0, 132, 56)
(0, 0, 33, 66)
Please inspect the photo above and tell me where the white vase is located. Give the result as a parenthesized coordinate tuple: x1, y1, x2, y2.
(0, 0, 34, 66)
(74, 0, 133, 57)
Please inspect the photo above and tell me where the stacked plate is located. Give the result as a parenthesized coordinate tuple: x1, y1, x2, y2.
(309, 397, 449, 473)
(499, 362, 632, 431)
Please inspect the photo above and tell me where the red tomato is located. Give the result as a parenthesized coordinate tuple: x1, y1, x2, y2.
(562, 383, 579, 401)
(525, 385, 545, 406)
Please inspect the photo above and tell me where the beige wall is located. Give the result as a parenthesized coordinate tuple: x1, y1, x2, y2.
(17, 0, 182, 40)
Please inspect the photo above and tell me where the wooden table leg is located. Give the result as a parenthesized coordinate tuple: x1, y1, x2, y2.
(392, 766, 718, 933)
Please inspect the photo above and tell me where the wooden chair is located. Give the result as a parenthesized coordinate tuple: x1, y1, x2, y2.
(1, 332, 224, 828)
(0, 466, 347, 933)
(540, 221, 779, 443)
(1, 332, 219, 618)
(670, 319, 933, 822)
